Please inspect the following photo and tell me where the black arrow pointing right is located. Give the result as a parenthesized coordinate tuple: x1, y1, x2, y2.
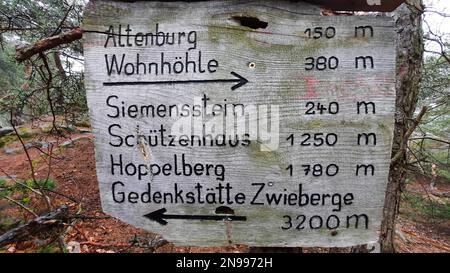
(103, 71, 249, 91)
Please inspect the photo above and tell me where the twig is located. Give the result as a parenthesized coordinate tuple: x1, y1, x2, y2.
(10, 110, 53, 211)
(0, 195, 38, 217)
(391, 106, 428, 164)
(410, 137, 450, 145)
(0, 167, 43, 196)
(51, 5, 74, 36)
(68, 215, 112, 220)
(42, 188, 79, 203)
(39, 53, 59, 135)
(79, 241, 131, 248)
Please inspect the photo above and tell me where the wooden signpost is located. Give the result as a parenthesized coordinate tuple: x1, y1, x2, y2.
(83, 0, 397, 247)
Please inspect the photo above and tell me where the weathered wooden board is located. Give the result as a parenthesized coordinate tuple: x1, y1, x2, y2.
(83, 0, 396, 247)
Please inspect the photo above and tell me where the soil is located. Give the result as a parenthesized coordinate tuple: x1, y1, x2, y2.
(1, 118, 449, 253)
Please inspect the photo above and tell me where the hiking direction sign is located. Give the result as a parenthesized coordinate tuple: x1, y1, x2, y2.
(83, 0, 397, 247)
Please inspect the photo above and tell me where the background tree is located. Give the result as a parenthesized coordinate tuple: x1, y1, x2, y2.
(0, 0, 86, 129)
(380, 0, 425, 253)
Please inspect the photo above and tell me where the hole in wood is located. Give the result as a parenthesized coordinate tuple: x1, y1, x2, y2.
(215, 206, 235, 215)
(231, 16, 268, 30)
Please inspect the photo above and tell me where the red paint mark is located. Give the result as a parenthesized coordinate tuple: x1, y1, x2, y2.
(300, 76, 317, 99)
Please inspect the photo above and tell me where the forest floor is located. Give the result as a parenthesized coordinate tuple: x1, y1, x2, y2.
(0, 117, 449, 253)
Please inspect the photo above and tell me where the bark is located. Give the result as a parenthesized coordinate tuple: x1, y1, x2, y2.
(53, 51, 67, 111)
(0, 206, 68, 247)
(380, 0, 424, 253)
(53, 51, 67, 82)
(15, 27, 82, 62)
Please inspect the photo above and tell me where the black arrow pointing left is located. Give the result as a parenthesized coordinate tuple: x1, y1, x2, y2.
(143, 208, 247, 225)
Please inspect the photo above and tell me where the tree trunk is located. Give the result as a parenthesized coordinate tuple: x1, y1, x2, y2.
(380, 0, 424, 253)
(53, 51, 67, 113)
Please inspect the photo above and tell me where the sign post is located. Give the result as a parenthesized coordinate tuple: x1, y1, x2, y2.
(83, 0, 397, 247)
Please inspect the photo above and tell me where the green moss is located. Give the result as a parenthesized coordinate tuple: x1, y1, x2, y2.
(0, 216, 21, 232)
(61, 125, 76, 133)
(288, 118, 382, 134)
(378, 120, 394, 144)
(0, 135, 17, 148)
(231, 206, 282, 244)
(403, 192, 450, 220)
(74, 120, 91, 128)
(17, 127, 35, 139)
(83, 1, 133, 29)
(334, 36, 370, 48)
(207, 24, 308, 57)
(102, 3, 128, 15)
(248, 141, 282, 165)
(437, 169, 450, 182)
(40, 124, 53, 134)
(25, 179, 57, 190)
(38, 242, 62, 253)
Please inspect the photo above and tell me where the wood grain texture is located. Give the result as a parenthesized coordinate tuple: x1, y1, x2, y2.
(83, 0, 396, 247)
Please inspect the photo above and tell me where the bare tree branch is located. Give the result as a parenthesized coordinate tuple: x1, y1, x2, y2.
(391, 106, 428, 164)
(15, 27, 82, 62)
(0, 206, 68, 247)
